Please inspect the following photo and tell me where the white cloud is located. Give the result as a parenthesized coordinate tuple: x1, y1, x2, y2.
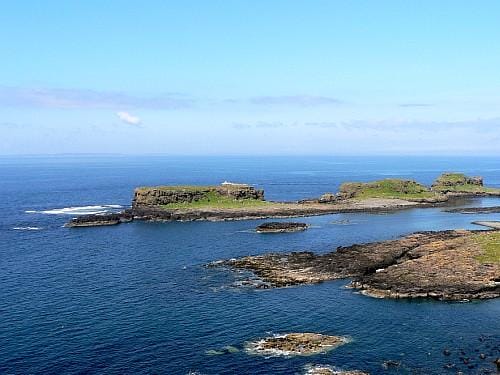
(116, 111, 141, 125)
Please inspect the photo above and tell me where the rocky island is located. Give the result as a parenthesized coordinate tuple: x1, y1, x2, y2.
(215, 229, 500, 300)
(245, 332, 349, 356)
(65, 172, 500, 225)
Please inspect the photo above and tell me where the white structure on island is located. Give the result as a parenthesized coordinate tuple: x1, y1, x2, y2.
(221, 181, 248, 186)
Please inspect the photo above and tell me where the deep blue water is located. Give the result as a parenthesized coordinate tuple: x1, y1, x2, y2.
(0, 155, 499, 375)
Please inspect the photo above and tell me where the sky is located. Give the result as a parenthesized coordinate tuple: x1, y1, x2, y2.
(1, 1, 500, 155)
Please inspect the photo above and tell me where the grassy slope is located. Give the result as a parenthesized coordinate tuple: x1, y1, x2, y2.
(342, 179, 439, 200)
(474, 232, 500, 264)
(161, 190, 272, 209)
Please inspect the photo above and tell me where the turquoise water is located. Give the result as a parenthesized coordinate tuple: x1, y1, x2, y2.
(0, 156, 499, 374)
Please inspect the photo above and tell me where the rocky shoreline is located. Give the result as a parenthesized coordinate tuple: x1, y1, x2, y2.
(213, 229, 500, 300)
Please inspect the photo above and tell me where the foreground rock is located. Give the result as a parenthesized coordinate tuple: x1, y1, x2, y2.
(256, 222, 308, 233)
(245, 333, 349, 356)
(65, 213, 133, 227)
(216, 230, 500, 300)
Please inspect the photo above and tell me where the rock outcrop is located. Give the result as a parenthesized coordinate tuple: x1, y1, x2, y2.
(215, 230, 500, 300)
(245, 333, 349, 356)
(132, 183, 264, 208)
(432, 173, 483, 189)
(65, 213, 133, 227)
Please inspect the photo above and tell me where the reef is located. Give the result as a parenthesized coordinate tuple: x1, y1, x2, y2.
(216, 229, 500, 300)
(245, 333, 349, 356)
(256, 222, 309, 233)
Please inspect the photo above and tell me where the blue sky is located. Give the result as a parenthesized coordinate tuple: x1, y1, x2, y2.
(1, 1, 500, 155)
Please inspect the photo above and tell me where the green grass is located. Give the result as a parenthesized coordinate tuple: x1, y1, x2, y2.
(340, 179, 440, 200)
(474, 232, 500, 264)
(160, 190, 272, 209)
(435, 173, 467, 184)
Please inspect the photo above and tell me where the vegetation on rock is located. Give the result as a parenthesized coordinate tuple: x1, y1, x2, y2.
(338, 179, 440, 200)
(474, 231, 500, 264)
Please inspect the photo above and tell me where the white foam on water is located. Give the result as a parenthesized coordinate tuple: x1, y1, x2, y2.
(13, 227, 42, 231)
(25, 205, 124, 215)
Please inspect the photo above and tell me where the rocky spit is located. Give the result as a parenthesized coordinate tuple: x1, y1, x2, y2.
(256, 222, 309, 233)
(245, 333, 349, 357)
(473, 221, 500, 229)
(215, 229, 500, 300)
(445, 206, 500, 214)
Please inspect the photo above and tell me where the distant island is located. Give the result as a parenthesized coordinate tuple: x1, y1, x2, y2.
(66, 172, 500, 227)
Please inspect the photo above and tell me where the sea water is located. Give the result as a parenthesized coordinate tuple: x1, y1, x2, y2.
(0, 156, 499, 374)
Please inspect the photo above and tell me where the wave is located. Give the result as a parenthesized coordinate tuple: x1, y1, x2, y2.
(25, 205, 124, 215)
(13, 226, 42, 231)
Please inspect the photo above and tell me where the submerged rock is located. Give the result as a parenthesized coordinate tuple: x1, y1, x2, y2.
(245, 332, 349, 357)
(256, 222, 309, 233)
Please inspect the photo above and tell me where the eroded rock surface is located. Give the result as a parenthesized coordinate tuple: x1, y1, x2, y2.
(217, 230, 500, 300)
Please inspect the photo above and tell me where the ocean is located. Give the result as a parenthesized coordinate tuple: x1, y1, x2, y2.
(1, 155, 499, 374)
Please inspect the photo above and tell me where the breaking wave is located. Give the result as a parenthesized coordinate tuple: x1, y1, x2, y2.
(25, 205, 124, 215)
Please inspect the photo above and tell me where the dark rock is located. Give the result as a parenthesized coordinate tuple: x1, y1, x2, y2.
(65, 213, 133, 228)
(256, 222, 308, 233)
(443, 349, 451, 356)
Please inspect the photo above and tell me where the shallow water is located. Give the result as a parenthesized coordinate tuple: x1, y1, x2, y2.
(0, 156, 499, 374)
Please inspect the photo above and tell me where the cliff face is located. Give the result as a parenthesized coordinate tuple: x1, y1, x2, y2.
(132, 184, 264, 207)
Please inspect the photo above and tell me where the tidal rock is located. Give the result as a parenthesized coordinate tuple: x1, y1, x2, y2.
(65, 213, 133, 227)
(245, 333, 349, 356)
(256, 222, 308, 233)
